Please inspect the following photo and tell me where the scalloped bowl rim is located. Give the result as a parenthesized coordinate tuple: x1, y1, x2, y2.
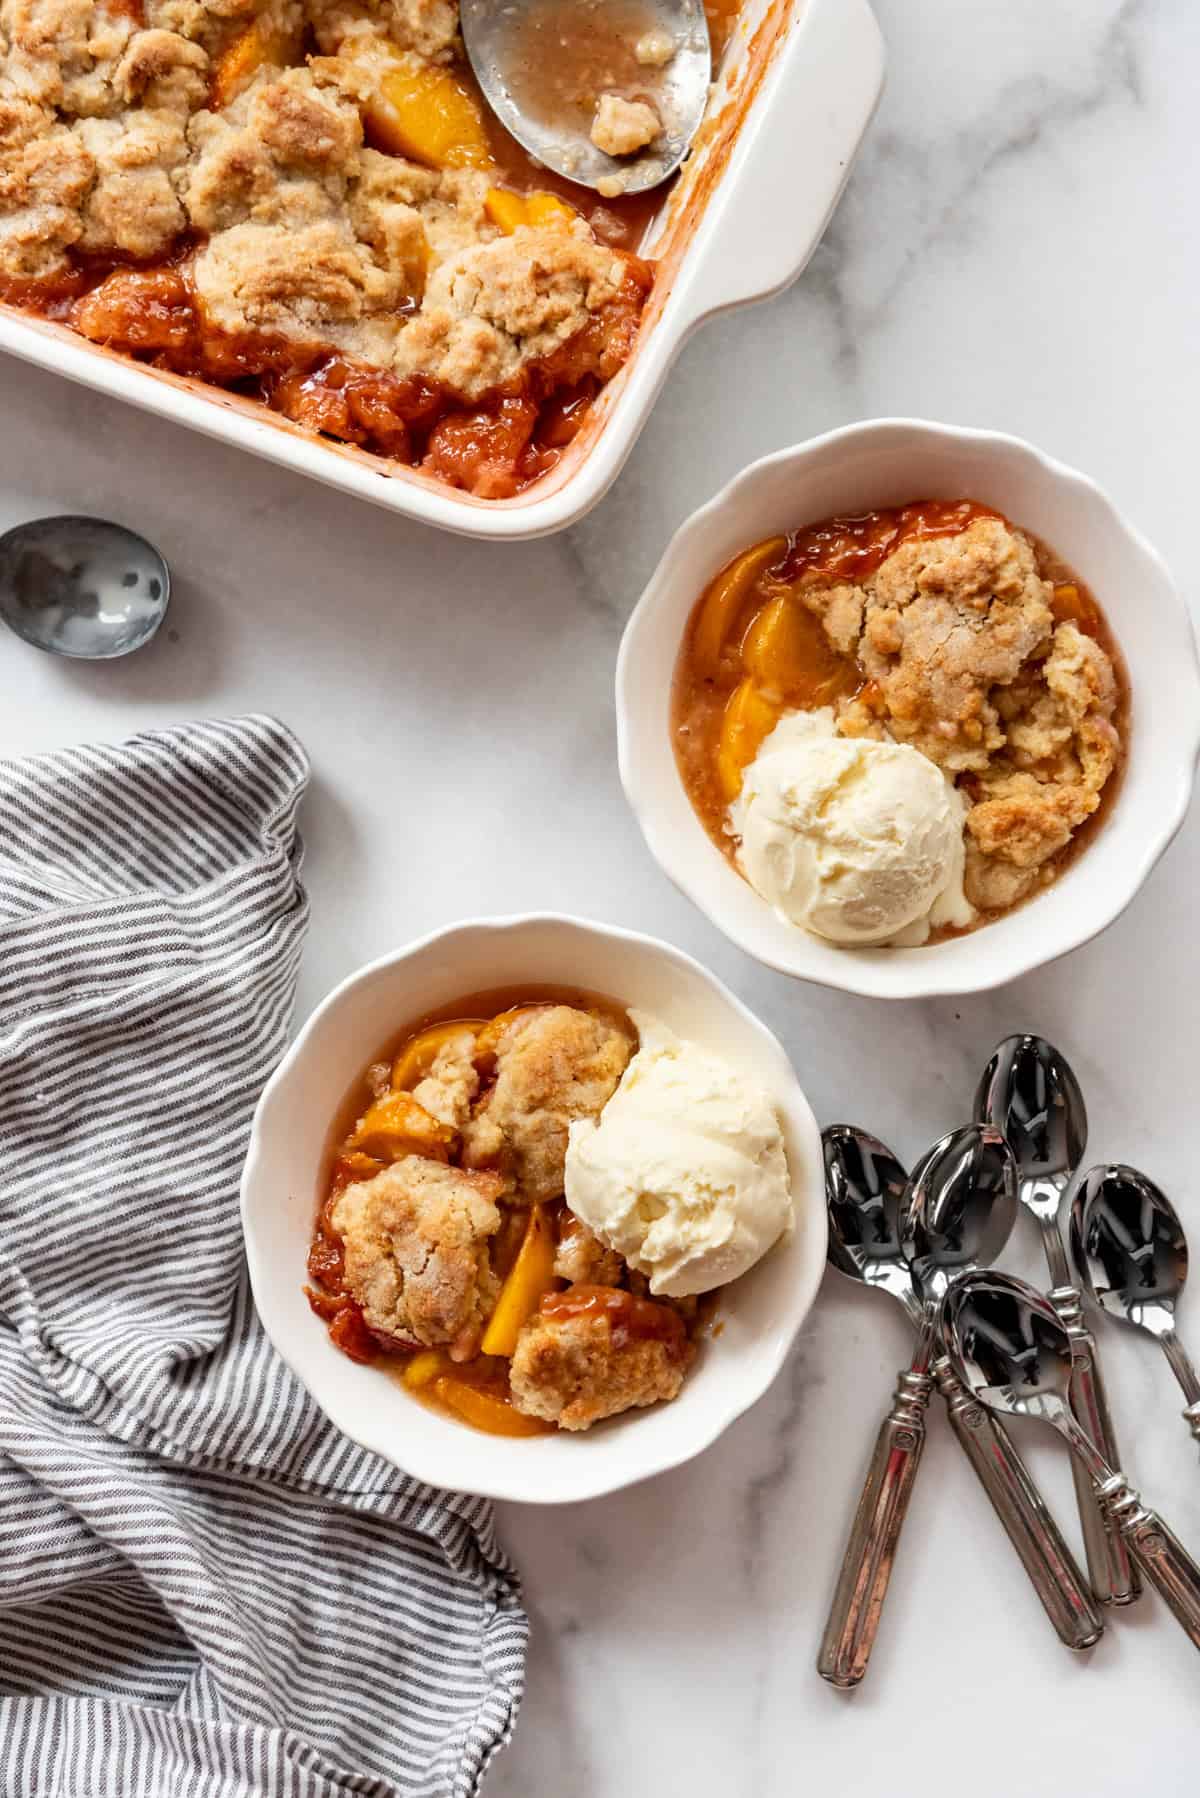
(616, 419, 1200, 1000)
(241, 914, 827, 1503)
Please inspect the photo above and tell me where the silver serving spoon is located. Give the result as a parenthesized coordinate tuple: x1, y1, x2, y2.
(0, 516, 169, 659)
(1073, 1165, 1200, 1445)
(460, 0, 711, 196)
(976, 1034, 1140, 1606)
(943, 1271, 1200, 1651)
(818, 1127, 1099, 1688)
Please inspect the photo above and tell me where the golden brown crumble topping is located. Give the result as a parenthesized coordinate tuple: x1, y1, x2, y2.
(0, 0, 660, 494)
(332, 1153, 506, 1358)
(510, 1295, 691, 1431)
(461, 1004, 632, 1203)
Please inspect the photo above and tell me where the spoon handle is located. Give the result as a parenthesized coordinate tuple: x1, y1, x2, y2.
(1160, 1329, 1200, 1428)
(1098, 1475, 1200, 1648)
(931, 1356, 1103, 1650)
(1049, 1284, 1142, 1606)
(817, 1365, 934, 1687)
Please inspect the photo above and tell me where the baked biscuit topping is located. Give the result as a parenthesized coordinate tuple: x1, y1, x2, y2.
(462, 1004, 633, 1203)
(509, 1289, 691, 1431)
(332, 1154, 505, 1357)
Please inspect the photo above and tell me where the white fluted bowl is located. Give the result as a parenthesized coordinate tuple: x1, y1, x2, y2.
(241, 915, 825, 1503)
(617, 420, 1200, 999)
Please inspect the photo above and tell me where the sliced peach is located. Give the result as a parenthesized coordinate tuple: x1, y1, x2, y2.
(402, 1349, 450, 1390)
(366, 59, 492, 169)
(717, 679, 780, 801)
(1051, 581, 1101, 636)
(391, 1018, 487, 1092)
(741, 594, 854, 704)
(525, 191, 578, 229)
(485, 187, 529, 234)
(433, 1376, 553, 1436)
(692, 537, 788, 674)
(329, 1149, 384, 1194)
(481, 1204, 560, 1357)
(349, 1090, 454, 1162)
(486, 189, 579, 233)
(211, 19, 301, 109)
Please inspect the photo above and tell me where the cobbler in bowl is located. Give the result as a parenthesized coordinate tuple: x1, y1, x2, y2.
(616, 422, 1199, 999)
(307, 991, 793, 1435)
(241, 915, 825, 1499)
(672, 500, 1128, 946)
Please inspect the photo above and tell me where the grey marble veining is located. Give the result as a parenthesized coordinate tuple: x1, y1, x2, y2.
(2, 0, 1199, 1791)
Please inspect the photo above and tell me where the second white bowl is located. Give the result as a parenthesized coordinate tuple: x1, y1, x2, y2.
(241, 915, 825, 1503)
(616, 420, 1200, 1000)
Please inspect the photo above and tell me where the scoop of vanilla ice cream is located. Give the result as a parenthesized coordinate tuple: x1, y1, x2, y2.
(731, 711, 974, 946)
(563, 1012, 792, 1298)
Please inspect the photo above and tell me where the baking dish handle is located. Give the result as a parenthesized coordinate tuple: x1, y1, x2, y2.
(672, 0, 885, 328)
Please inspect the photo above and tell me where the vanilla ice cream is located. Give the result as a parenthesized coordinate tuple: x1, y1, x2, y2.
(731, 711, 974, 946)
(563, 1013, 792, 1298)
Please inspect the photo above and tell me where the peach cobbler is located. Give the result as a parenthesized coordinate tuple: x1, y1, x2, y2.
(672, 503, 1128, 946)
(0, 1, 735, 497)
(307, 992, 792, 1434)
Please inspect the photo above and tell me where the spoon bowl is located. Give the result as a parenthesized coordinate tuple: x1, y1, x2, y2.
(1073, 1164, 1188, 1338)
(0, 515, 169, 659)
(822, 1125, 915, 1318)
(975, 1034, 1087, 1218)
(460, 0, 711, 196)
(902, 1124, 1019, 1306)
(942, 1272, 1080, 1429)
(1073, 1165, 1200, 1429)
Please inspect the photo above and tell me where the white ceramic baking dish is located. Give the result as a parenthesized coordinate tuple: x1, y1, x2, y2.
(0, 0, 883, 540)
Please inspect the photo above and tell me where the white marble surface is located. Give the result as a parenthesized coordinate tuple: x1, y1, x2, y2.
(3, 0, 1200, 1789)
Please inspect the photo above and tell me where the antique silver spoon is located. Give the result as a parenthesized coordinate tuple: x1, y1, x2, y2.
(818, 1126, 1100, 1689)
(902, 1125, 1102, 1649)
(0, 516, 169, 659)
(943, 1271, 1200, 1650)
(1073, 1165, 1200, 1444)
(460, 0, 711, 196)
(976, 1034, 1140, 1605)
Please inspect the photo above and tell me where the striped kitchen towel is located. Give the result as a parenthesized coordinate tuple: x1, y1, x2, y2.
(0, 715, 527, 1798)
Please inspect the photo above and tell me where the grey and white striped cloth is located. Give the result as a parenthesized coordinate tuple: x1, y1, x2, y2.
(0, 715, 527, 1798)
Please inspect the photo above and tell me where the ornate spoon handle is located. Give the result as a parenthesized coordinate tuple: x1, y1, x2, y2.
(817, 1365, 934, 1688)
(1049, 1283, 1142, 1605)
(1099, 1475, 1200, 1649)
(932, 1355, 1103, 1650)
(1182, 1400, 1200, 1446)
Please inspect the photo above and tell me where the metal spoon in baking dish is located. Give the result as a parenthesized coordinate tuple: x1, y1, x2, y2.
(1072, 1165, 1200, 1447)
(818, 1127, 1100, 1688)
(943, 1271, 1200, 1652)
(976, 1034, 1141, 1606)
(0, 516, 169, 659)
(460, 0, 712, 196)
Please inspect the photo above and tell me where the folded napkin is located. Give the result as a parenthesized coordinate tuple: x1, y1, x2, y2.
(0, 716, 526, 1798)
